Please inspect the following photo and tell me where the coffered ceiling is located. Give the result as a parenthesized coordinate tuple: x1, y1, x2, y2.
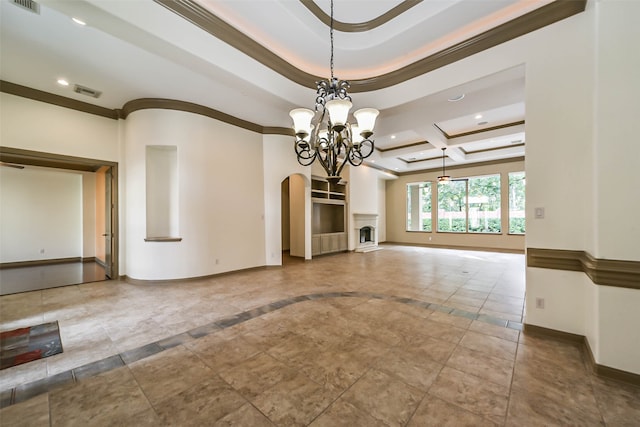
(0, 0, 586, 175)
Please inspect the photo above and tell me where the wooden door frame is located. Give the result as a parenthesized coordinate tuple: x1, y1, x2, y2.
(0, 146, 119, 278)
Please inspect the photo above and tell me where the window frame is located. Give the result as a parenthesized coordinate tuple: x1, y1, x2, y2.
(436, 173, 502, 235)
(406, 181, 433, 233)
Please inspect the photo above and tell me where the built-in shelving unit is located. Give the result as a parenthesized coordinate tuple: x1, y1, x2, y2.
(311, 176, 348, 256)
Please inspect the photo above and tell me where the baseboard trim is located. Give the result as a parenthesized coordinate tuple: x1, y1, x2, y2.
(123, 265, 271, 285)
(383, 241, 525, 254)
(0, 257, 81, 269)
(523, 323, 640, 386)
(82, 257, 96, 263)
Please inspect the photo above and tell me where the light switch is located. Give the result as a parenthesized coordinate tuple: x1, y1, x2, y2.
(534, 207, 545, 219)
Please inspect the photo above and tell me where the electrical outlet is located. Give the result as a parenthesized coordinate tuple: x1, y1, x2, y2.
(535, 207, 545, 219)
(39, 248, 45, 254)
(536, 298, 545, 309)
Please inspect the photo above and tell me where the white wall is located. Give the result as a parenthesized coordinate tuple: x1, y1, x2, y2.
(262, 134, 311, 264)
(593, 0, 640, 261)
(346, 165, 392, 250)
(123, 109, 266, 280)
(0, 166, 82, 263)
(0, 93, 120, 162)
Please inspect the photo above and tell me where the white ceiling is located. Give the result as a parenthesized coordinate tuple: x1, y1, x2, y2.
(0, 0, 559, 175)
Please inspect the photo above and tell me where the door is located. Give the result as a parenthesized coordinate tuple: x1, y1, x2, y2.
(104, 167, 113, 278)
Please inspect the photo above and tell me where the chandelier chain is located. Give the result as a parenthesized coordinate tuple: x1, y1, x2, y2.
(330, 0, 334, 81)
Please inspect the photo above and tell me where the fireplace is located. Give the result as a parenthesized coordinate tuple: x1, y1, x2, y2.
(360, 226, 374, 244)
(353, 213, 381, 252)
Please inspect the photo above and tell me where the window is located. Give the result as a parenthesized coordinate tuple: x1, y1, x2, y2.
(406, 182, 432, 231)
(468, 175, 501, 233)
(437, 180, 467, 232)
(509, 172, 526, 234)
(437, 174, 501, 233)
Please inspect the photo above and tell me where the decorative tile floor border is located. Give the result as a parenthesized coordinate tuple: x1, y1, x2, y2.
(0, 292, 522, 408)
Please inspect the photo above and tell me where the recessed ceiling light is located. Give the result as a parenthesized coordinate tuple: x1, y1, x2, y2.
(475, 114, 483, 120)
(394, 168, 399, 170)
(478, 121, 488, 126)
(448, 94, 465, 102)
(57, 79, 69, 86)
(72, 17, 86, 26)
(390, 135, 396, 139)
(371, 160, 375, 163)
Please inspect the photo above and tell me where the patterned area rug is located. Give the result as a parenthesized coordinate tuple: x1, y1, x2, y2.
(1, 321, 63, 370)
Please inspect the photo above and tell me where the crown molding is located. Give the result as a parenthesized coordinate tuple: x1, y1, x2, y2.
(299, 0, 422, 32)
(435, 120, 526, 139)
(397, 156, 525, 176)
(0, 81, 118, 119)
(153, 0, 586, 92)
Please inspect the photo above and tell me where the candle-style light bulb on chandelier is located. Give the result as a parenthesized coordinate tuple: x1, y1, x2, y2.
(437, 147, 451, 183)
(290, 0, 379, 183)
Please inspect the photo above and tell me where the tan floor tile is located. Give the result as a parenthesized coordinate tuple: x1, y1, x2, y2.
(459, 330, 517, 361)
(374, 347, 443, 391)
(468, 319, 520, 342)
(507, 385, 605, 426)
(154, 375, 246, 426)
(219, 352, 297, 399)
(446, 345, 514, 388)
(591, 377, 640, 426)
(309, 398, 386, 427)
(408, 396, 499, 427)
(419, 319, 467, 344)
(429, 367, 509, 425)
(429, 310, 473, 328)
(447, 294, 486, 308)
(342, 369, 424, 426)
(186, 333, 261, 373)
(0, 393, 49, 427)
(482, 300, 523, 316)
(478, 308, 522, 322)
(129, 345, 214, 405)
(403, 335, 457, 364)
(252, 372, 337, 426)
(213, 403, 273, 426)
(49, 367, 152, 426)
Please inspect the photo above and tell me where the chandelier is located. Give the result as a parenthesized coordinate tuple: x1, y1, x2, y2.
(437, 147, 451, 183)
(289, 0, 379, 183)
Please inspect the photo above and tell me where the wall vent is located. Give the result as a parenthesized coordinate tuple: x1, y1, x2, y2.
(11, 0, 40, 14)
(73, 84, 102, 99)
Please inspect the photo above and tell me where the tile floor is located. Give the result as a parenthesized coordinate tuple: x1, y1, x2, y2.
(1, 245, 639, 426)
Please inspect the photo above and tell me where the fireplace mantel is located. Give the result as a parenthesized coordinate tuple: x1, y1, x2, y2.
(353, 213, 381, 253)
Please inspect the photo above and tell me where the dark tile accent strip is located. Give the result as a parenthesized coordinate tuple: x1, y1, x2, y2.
(188, 322, 221, 338)
(0, 388, 13, 408)
(1, 291, 522, 407)
(73, 355, 125, 379)
(14, 371, 74, 403)
(120, 344, 163, 365)
(156, 332, 193, 349)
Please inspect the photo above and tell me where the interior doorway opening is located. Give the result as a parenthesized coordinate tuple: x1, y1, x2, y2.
(0, 147, 118, 294)
(281, 174, 306, 264)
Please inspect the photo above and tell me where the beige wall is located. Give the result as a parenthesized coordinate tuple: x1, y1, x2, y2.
(386, 160, 525, 251)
